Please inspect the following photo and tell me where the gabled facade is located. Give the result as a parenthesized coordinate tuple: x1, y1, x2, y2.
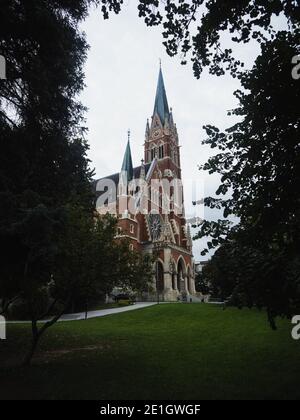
(95, 67, 195, 301)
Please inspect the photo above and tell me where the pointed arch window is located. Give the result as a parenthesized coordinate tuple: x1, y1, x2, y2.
(151, 145, 157, 161)
(158, 144, 164, 159)
(174, 152, 178, 166)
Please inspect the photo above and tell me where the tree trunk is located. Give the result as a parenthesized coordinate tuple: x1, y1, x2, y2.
(22, 297, 72, 366)
(23, 333, 40, 366)
(85, 299, 88, 320)
(23, 320, 40, 366)
(267, 308, 277, 331)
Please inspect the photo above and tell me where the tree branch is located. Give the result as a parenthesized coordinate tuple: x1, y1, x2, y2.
(0, 295, 20, 316)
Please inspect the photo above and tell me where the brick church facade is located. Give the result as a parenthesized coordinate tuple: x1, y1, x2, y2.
(95, 68, 196, 301)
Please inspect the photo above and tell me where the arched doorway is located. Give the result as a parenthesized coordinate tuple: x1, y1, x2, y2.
(177, 258, 186, 292)
(156, 261, 164, 293)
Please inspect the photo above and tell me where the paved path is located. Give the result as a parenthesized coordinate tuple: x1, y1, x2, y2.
(7, 302, 157, 324)
(59, 302, 157, 322)
(7, 300, 223, 324)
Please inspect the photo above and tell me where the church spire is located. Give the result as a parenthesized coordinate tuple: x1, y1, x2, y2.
(121, 130, 134, 182)
(153, 65, 170, 125)
(145, 119, 150, 141)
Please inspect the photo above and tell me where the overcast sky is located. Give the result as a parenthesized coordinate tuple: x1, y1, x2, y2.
(79, 2, 263, 261)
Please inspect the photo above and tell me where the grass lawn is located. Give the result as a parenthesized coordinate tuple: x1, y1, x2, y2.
(0, 304, 299, 400)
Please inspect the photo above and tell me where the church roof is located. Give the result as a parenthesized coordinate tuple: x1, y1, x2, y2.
(94, 163, 152, 198)
(121, 140, 134, 182)
(153, 67, 170, 125)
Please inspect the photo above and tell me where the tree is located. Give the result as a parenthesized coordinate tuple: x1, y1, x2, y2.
(116, 244, 154, 296)
(0, 1, 95, 364)
(0, 0, 95, 314)
(193, 30, 300, 326)
(20, 209, 153, 365)
(200, 231, 300, 329)
(198, 30, 300, 243)
(194, 271, 210, 296)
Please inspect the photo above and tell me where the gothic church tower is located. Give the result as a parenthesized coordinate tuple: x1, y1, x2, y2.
(145, 67, 181, 180)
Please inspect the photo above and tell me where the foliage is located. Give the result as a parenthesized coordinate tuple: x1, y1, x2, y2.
(117, 299, 133, 307)
(193, 29, 300, 326)
(197, 31, 300, 245)
(201, 231, 300, 329)
(98, 0, 299, 77)
(0, 1, 97, 363)
(194, 271, 210, 296)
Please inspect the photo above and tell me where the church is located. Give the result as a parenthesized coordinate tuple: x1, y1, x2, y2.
(95, 67, 196, 301)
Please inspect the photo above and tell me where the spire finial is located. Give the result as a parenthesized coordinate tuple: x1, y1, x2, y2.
(140, 158, 146, 180)
(127, 129, 131, 143)
(159, 58, 162, 69)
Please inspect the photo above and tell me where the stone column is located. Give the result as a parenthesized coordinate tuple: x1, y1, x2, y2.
(190, 276, 196, 294)
(172, 272, 178, 292)
(184, 274, 188, 293)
